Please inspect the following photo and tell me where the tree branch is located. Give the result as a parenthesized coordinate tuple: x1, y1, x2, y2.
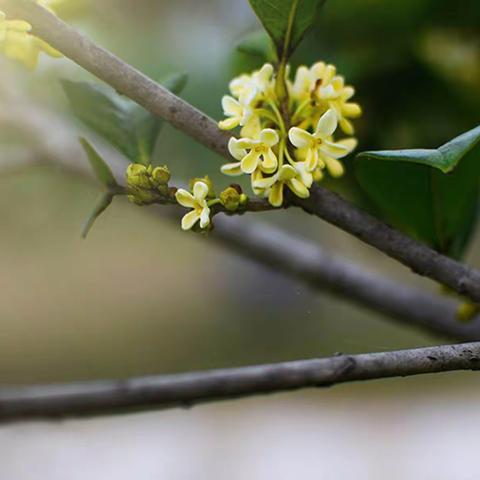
(2, 88, 480, 343)
(3, 0, 480, 303)
(1, 342, 479, 422)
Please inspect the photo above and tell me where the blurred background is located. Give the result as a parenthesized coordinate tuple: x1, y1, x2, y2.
(1, 0, 480, 478)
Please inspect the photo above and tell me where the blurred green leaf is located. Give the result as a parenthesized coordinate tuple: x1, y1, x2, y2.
(236, 30, 276, 62)
(81, 192, 114, 239)
(63, 73, 188, 165)
(79, 137, 118, 190)
(355, 126, 480, 258)
(63, 80, 137, 161)
(357, 125, 480, 173)
(131, 72, 188, 165)
(248, 0, 326, 59)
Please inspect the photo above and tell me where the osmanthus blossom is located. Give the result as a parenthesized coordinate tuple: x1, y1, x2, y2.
(175, 181, 212, 231)
(289, 109, 357, 177)
(217, 61, 361, 210)
(0, 1, 63, 69)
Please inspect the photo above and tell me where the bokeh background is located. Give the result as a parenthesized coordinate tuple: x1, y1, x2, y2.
(1, 0, 480, 478)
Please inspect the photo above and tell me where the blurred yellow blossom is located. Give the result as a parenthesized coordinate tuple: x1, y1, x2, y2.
(175, 181, 211, 231)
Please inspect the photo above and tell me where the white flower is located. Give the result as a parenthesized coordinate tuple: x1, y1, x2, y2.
(218, 95, 255, 131)
(253, 165, 310, 207)
(288, 109, 352, 173)
(175, 181, 211, 231)
(230, 63, 274, 103)
(221, 128, 279, 176)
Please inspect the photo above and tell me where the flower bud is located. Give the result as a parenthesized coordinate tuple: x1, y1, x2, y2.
(457, 302, 480, 323)
(151, 165, 171, 186)
(220, 187, 241, 212)
(126, 164, 152, 189)
(127, 187, 157, 206)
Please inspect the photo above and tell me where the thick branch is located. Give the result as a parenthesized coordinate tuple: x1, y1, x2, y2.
(2, 96, 480, 342)
(3, 0, 480, 303)
(1, 342, 479, 421)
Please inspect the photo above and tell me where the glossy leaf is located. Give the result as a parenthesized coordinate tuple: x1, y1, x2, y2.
(79, 137, 118, 190)
(248, 0, 326, 58)
(357, 125, 480, 173)
(356, 126, 480, 258)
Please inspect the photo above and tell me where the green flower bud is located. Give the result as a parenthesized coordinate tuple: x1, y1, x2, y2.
(127, 187, 157, 206)
(151, 165, 171, 186)
(239, 193, 248, 206)
(220, 187, 241, 212)
(189, 175, 215, 198)
(126, 164, 152, 189)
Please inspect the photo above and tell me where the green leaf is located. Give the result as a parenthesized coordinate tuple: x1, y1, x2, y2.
(63, 73, 188, 165)
(62, 80, 138, 161)
(236, 30, 276, 62)
(248, 0, 326, 59)
(131, 72, 188, 165)
(82, 193, 113, 239)
(355, 125, 480, 258)
(79, 137, 118, 190)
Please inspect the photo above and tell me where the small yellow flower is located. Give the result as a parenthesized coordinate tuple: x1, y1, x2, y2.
(222, 128, 279, 176)
(290, 61, 326, 103)
(218, 94, 255, 131)
(0, 5, 62, 69)
(229, 63, 274, 103)
(289, 109, 352, 174)
(253, 165, 310, 207)
(175, 181, 211, 231)
(315, 67, 361, 135)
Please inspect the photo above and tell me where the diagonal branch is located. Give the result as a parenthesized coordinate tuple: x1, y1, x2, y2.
(2, 100, 480, 342)
(2, 0, 480, 303)
(1, 341, 479, 422)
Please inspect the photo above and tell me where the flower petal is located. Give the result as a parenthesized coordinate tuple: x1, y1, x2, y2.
(260, 128, 279, 147)
(181, 210, 200, 231)
(287, 178, 310, 199)
(315, 109, 338, 138)
(278, 165, 297, 182)
(228, 137, 246, 160)
(261, 148, 278, 173)
(337, 138, 358, 154)
(268, 182, 284, 207)
(339, 118, 354, 135)
(222, 95, 242, 116)
(288, 127, 313, 149)
(253, 174, 277, 190)
(320, 140, 351, 159)
(221, 162, 243, 176)
(175, 189, 196, 208)
(324, 157, 344, 178)
(305, 148, 319, 171)
(241, 150, 260, 174)
(342, 102, 362, 118)
(199, 207, 211, 229)
(193, 181, 209, 200)
(219, 117, 240, 130)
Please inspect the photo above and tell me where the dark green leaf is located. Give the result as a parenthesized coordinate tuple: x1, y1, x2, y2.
(248, 0, 326, 58)
(355, 126, 480, 258)
(62, 80, 137, 161)
(357, 125, 480, 173)
(82, 193, 114, 239)
(63, 73, 188, 165)
(236, 30, 276, 62)
(79, 137, 118, 190)
(131, 72, 188, 165)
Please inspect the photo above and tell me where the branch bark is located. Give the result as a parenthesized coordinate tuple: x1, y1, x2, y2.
(2, 0, 480, 303)
(1, 342, 479, 422)
(2, 75, 480, 343)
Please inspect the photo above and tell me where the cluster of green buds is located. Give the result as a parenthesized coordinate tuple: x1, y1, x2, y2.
(126, 164, 172, 205)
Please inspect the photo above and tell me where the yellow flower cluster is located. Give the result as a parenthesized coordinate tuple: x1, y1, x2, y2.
(0, 0, 63, 69)
(219, 62, 361, 206)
